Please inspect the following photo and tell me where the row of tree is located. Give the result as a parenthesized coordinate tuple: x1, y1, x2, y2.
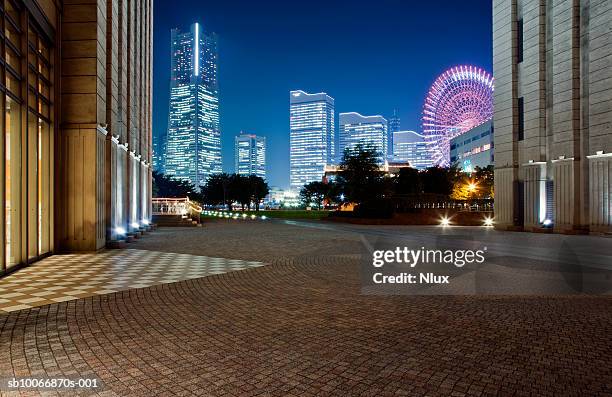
(153, 172, 270, 211)
(201, 173, 269, 210)
(299, 145, 493, 209)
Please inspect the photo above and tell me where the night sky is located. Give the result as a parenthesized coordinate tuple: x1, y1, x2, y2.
(153, 0, 493, 188)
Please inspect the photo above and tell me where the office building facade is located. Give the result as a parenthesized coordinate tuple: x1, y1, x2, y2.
(235, 134, 266, 179)
(1, 0, 153, 276)
(339, 113, 388, 164)
(388, 109, 401, 158)
(392, 131, 434, 170)
(493, 0, 612, 233)
(289, 90, 335, 190)
(165, 23, 220, 187)
(450, 121, 494, 172)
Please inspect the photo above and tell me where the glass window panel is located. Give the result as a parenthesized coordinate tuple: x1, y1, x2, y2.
(28, 47, 37, 68)
(38, 98, 49, 118)
(38, 119, 50, 253)
(5, 19, 19, 48)
(39, 39, 50, 62)
(5, 45, 20, 71)
(40, 61, 50, 80)
(5, 95, 21, 267)
(27, 113, 39, 259)
(4, 1, 19, 25)
(6, 70, 19, 95)
(28, 68, 36, 90)
(0, 95, 3, 271)
(28, 90, 35, 109)
(39, 81, 50, 100)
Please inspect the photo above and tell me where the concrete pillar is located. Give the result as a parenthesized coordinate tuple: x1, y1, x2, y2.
(587, 153, 612, 232)
(522, 162, 547, 229)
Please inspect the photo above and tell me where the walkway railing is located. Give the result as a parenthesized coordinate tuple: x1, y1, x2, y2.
(152, 197, 202, 219)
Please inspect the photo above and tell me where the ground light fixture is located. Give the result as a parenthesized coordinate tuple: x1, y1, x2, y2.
(440, 217, 451, 227)
(115, 227, 126, 236)
(261, 215, 267, 220)
(131, 222, 140, 229)
(142, 219, 150, 226)
(543, 219, 553, 227)
(483, 217, 494, 227)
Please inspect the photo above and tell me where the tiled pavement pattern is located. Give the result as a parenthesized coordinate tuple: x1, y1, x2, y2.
(0, 249, 264, 313)
(1, 221, 612, 396)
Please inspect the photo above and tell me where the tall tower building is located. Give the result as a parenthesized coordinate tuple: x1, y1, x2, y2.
(388, 109, 401, 158)
(493, 0, 612, 233)
(392, 130, 433, 169)
(165, 23, 221, 187)
(289, 90, 335, 190)
(339, 113, 388, 164)
(235, 133, 266, 179)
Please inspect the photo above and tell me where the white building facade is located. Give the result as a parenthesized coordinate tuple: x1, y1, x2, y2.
(339, 113, 388, 164)
(235, 134, 266, 179)
(289, 90, 335, 189)
(392, 130, 434, 170)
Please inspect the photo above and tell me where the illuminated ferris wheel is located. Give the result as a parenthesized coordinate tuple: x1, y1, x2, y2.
(421, 65, 494, 167)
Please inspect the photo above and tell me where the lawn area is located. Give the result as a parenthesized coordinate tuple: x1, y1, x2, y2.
(202, 209, 330, 220)
(248, 210, 329, 219)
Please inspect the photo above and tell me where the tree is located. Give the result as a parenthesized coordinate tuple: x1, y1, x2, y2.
(248, 175, 270, 211)
(420, 165, 461, 197)
(473, 165, 494, 198)
(230, 174, 252, 210)
(395, 167, 422, 195)
(336, 144, 385, 205)
(450, 166, 494, 200)
(300, 181, 327, 210)
(152, 171, 200, 200)
(201, 173, 233, 208)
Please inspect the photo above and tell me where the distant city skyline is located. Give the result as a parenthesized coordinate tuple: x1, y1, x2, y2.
(152, 0, 493, 188)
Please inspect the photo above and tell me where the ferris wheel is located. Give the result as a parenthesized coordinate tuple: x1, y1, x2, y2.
(422, 65, 494, 167)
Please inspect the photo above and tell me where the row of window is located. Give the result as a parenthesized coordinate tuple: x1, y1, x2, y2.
(1, 0, 53, 273)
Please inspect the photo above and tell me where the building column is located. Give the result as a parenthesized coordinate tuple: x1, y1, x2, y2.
(551, 157, 577, 233)
(587, 152, 612, 233)
(57, 126, 107, 251)
(522, 162, 547, 230)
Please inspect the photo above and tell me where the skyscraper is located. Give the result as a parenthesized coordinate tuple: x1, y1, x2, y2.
(289, 90, 335, 190)
(235, 133, 266, 179)
(165, 23, 221, 187)
(152, 133, 166, 173)
(388, 109, 401, 158)
(392, 130, 434, 170)
(339, 112, 388, 164)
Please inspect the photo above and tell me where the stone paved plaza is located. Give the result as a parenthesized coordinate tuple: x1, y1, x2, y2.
(1, 219, 612, 396)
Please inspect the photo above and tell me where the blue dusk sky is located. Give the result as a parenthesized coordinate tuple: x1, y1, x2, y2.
(153, 0, 493, 188)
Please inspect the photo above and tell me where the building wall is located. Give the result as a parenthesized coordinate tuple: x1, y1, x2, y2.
(493, 0, 612, 233)
(289, 90, 335, 190)
(339, 112, 388, 165)
(392, 130, 433, 170)
(450, 120, 494, 172)
(235, 134, 266, 180)
(57, 0, 152, 250)
(0, 0, 152, 277)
